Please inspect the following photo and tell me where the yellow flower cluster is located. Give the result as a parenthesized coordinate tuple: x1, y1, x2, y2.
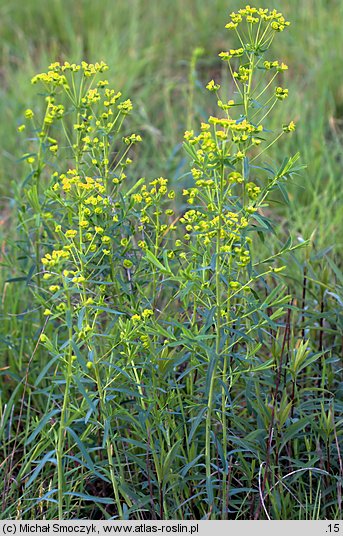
(41, 248, 70, 269)
(184, 117, 263, 167)
(123, 134, 142, 145)
(264, 60, 288, 71)
(133, 177, 171, 208)
(245, 182, 261, 200)
(31, 71, 68, 87)
(275, 87, 289, 100)
(131, 177, 177, 235)
(228, 171, 244, 184)
(233, 245, 251, 267)
(182, 187, 200, 204)
(225, 6, 290, 31)
(117, 99, 133, 114)
(180, 209, 248, 247)
(131, 309, 154, 323)
(104, 89, 122, 107)
(80, 61, 109, 76)
(31, 61, 108, 105)
(219, 48, 244, 60)
(26, 60, 149, 329)
(47, 169, 118, 263)
(82, 88, 101, 106)
(53, 169, 106, 197)
(65, 230, 77, 239)
(283, 120, 296, 133)
(44, 98, 65, 124)
(25, 109, 34, 119)
(233, 66, 252, 82)
(206, 80, 220, 92)
(48, 60, 108, 75)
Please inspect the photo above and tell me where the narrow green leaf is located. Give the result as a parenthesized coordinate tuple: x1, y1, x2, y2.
(26, 409, 60, 445)
(145, 250, 172, 274)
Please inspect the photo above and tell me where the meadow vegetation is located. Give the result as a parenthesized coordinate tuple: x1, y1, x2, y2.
(0, 1, 342, 521)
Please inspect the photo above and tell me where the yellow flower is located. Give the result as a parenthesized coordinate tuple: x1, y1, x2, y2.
(49, 285, 60, 292)
(124, 133, 142, 144)
(184, 130, 194, 141)
(275, 86, 289, 100)
(206, 80, 220, 92)
(225, 22, 238, 30)
(25, 109, 34, 119)
(123, 259, 133, 269)
(142, 309, 153, 319)
(283, 120, 296, 133)
(118, 99, 133, 114)
(65, 229, 77, 239)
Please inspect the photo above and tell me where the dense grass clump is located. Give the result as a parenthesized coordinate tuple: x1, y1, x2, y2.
(0, 3, 342, 522)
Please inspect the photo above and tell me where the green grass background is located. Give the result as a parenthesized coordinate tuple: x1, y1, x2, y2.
(0, 0, 342, 251)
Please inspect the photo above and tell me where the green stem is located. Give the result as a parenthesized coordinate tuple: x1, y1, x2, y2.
(221, 254, 233, 519)
(205, 162, 224, 516)
(56, 292, 73, 520)
(244, 53, 255, 119)
(94, 366, 124, 518)
(250, 131, 284, 163)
